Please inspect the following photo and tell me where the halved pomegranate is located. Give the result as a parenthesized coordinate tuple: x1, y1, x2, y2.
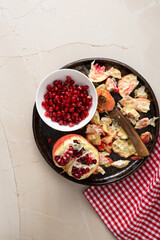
(52, 134, 100, 180)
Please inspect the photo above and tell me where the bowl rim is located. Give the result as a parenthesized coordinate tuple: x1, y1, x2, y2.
(36, 68, 98, 132)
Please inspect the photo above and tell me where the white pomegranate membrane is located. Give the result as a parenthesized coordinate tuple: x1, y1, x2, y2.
(42, 76, 92, 127)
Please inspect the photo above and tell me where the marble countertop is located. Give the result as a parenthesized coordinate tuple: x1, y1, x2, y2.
(0, 0, 160, 239)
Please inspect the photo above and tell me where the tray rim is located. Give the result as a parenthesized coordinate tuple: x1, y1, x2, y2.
(32, 57, 160, 186)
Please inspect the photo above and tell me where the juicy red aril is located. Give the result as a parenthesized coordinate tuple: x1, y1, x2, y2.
(69, 107, 74, 113)
(73, 140, 80, 144)
(42, 101, 46, 107)
(49, 107, 53, 112)
(72, 166, 90, 179)
(58, 120, 63, 125)
(48, 138, 53, 143)
(69, 122, 74, 127)
(45, 111, 50, 117)
(42, 76, 92, 126)
(47, 84, 52, 91)
(77, 154, 97, 165)
(55, 155, 69, 166)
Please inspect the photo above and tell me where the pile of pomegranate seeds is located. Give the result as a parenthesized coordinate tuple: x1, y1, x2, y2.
(42, 76, 92, 127)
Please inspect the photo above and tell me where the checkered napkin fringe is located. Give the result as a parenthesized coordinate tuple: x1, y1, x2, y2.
(84, 134, 160, 240)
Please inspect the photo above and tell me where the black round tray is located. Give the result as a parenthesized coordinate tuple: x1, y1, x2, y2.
(32, 58, 159, 186)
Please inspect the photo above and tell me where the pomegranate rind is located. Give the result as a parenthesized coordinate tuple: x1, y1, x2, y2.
(105, 77, 119, 92)
(117, 128, 128, 140)
(111, 160, 130, 168)
(106, 67, 121, 79)
(120, 105, 140, 125)
(88, 61, 107, 82)
(96, 84, 107, 90)
(119, 96, 151, 113)
(86, 124, 105, 135)
(94, 166, 105, 175)
(135, 117, 159, 130)
(99, 153, 113, 166)
(140, 132, 151, 144)
(97, 89, 115, 111)
(86, 133, 101, 146)
(118, 74, 139, 97)
(52, 134, 100, 180)
(131, 156, 142, 160)
(134, 86, 148, 98)
(112, 139, 136, 158)
(90, 111, 100, 125)
(88, 62, 121, 82)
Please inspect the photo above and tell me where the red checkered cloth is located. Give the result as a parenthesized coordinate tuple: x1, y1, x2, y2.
(84, 134, 160, 240)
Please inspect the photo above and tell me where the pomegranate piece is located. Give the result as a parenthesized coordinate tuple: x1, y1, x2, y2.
(118, 74, 139, 97)
(52, 134, 100, 180)
(111, 160, 130, 168)
(99, 153, 113, 166)
(41, 76, 92, 127)
(140, 132, 151, 144)
(48, 138, 53, 144)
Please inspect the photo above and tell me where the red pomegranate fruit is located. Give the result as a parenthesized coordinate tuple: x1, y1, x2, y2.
(52, 134, 100, 180)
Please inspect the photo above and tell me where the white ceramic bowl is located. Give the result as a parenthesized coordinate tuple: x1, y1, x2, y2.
(36, 69, 98, 131)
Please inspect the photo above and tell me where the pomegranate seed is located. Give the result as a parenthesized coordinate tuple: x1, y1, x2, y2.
(44, 93, 49, 99)
(87, 96, 92, 101)
(81, 115, 86, 120)
(66, 113, 70, 119)
(49, 107, 53, 112)
(53, 80, 59, 85)
(49, 100, 53, 105)
(73, 112, 79, 117)
(47, 84, 52, 91)
(66, 76, 71, 81)
(57, 84, 62, 89)
(48, 138, 53, 143)
(80, 106, 85, 111)
(71, 97, 76, 102)
(64, 108, 69, 113)
(68, 150, 73, 155)
(51, 116, 56, 121)
(55, 106, 59, 111)
(83, 85, 89, 90)
(66, 99, 71, 103)
(61, 110, 65, 116)
(59, 120, 63, 125)
(42, 101, 46, 107)
(73, 140, 79, 144)
(55, 95, 60, 101)
(49, 93, 52, 99)
(44, 111, 49, 117)
(84, 111, 89, 117)
(69, 107, 74, 113)
(77, 102, 82, 107)
(69, 122, 74, 127)
(57, 111, 61, 117)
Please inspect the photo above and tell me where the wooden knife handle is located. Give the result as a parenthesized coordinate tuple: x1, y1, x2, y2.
(109, 107, 149, 157)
